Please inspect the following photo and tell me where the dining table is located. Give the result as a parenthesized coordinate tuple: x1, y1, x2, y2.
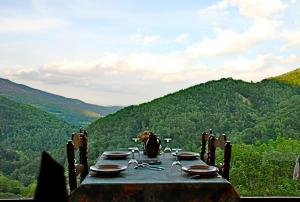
(70, 151, 240, 202)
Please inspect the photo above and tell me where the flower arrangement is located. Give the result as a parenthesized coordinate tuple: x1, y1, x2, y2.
(137, 130, 150, 142)
(137, 130, 161, 157)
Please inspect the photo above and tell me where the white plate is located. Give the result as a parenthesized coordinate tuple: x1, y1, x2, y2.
(90, 164, 127, 174)
(182, 165, 218, 175)
(172, 152, 200, 160)
(103, 151, 131, 159)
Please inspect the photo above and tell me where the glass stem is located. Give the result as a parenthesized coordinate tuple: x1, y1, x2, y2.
(132, 149, 135, 159)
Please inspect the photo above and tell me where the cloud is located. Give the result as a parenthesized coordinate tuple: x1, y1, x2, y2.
(208, 0, 229, 10)
(0, 17, 68, 33)
(140, 35, 160, 45)
(3, 52, 205, 105)
(7, 52, 191, 85)
(8, 51, 299, 86)
(135, 30, 160, 45)
(230, 0, 287, 19)
(282, 30, 300, 49)
(189, 0, 291, 57)
(201, 0, 287, 19)
(221, 54, 300, 81)
(197, 0, 230, 24)
(186, 19, 279, 57)
(198, 0, 228, 15)
(193, 0, 300, 59)
(199, 0, 229, 15)
(5, 51, 299, 105)
(174, 33, 188, 44)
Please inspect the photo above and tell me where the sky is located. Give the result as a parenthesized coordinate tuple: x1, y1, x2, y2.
(1, 0, 300, 106)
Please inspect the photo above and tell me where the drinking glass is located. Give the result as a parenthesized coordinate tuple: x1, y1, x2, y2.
(170, 148, 182, 175)
(132, 137, 139, 144)
(127, 147, 139, 168)
(132, 137, 141, 159)
(163, 138, 172, 157)
(163, 138, 172, 153)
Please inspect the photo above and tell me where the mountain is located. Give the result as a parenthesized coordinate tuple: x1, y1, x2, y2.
(86, 68, 300, 196)
(271, 67, 300, 87)
(87, 69, 300, 159)
(0, 95, 73, 187)
(0, 78, 123, 126)
(1, 68, 299, 197)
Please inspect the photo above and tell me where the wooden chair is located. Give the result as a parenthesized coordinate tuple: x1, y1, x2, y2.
(67, 129, 88, 192)
(200, 130, 232, 180)
(200, 129, 213, 163)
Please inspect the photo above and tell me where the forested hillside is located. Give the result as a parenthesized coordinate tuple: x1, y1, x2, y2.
(231, 137, 300, 196)
(0, 96, 73, 198)
(88, 78, 300, 156)
(87, 71, 300, 196)
(0, 78, 123, 126)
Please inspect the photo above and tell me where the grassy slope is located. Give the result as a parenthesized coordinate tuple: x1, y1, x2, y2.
(271, 68, 300, 87)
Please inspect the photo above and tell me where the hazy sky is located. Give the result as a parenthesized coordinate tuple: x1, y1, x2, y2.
(1, 0, 300, 105)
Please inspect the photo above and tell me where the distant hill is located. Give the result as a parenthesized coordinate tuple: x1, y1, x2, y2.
(271, 67, 300, 87)
(0, 78, 123, 125)
(88, 69, 300, 159)
(0, 95, 73, 186)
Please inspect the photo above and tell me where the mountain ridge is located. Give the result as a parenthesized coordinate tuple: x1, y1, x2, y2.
(271, 67, 300, 87)
(0, 78, 123, 125)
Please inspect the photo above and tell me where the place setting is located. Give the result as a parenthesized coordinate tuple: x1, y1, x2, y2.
(91, 136, 148, 176)
(181, 164, 219, 176)
(168, 146, 217, 178)
(90, 164, 128, 176)
(90, 145, 136, 176)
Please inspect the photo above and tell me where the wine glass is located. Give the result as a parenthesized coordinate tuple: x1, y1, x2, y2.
(127, 147, 139, 168)
(132, 137, 141, 159)
(170, 148, 182, 175)
(132, 137, 139, 144)
(163, 137, 172, 157)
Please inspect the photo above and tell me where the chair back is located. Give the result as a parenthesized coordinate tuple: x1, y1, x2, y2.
(200, 129, 213, 163)
(67, 129, 88, 192)
(200, 130, 232, 180)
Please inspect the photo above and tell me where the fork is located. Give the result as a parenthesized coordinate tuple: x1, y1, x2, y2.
(134, 163, 165, 171)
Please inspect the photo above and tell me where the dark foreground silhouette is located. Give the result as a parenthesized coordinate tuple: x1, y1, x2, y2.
(34, 151, 69, 202)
